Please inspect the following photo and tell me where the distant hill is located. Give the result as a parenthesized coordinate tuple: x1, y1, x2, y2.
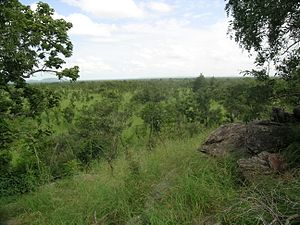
(27, 78, 69, 83)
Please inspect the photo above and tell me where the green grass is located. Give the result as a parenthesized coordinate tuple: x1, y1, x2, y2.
(1, 130, 299, 225)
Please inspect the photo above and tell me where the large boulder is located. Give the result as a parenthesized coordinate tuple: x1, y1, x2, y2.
(200, 121, 292, 157)
(200, 123, 247, 157)
(238, 151, 286, 180)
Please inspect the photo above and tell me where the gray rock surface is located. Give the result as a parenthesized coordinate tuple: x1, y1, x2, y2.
(200, 123, 247, 157)
(294, 106, 300, 122)
(238, 151, 286, 180)
(200, 121, 293, 180)
(200, 121, 292, 157)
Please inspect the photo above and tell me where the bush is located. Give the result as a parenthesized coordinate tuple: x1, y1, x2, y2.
(0, 169, 38, 196)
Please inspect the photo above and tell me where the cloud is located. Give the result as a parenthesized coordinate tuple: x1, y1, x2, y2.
(155, 18, 190, 30)
(63, 17, 254, 80)
(27, 0, 255, 81)
(51, 12, 117, 37)
(191, 12, 213, 19)
(67, 13, 117, 37)
(61, 0, 144, 18)
(33, 3, 116, 37)
(67, 57, 115, 79)
(147, 2, 172, 13)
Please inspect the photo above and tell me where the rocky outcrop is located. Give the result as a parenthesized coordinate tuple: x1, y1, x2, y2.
(244, 121, 292, 154)
(200, 121, 293, 180)
(238, 151, 286, 180)
(200, 121, 292, 157)
(271, 106, 300, 123)
(200, 123, 247, 157)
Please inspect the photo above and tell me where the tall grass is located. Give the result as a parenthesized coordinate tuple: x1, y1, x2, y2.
(1, 130, 299, 225)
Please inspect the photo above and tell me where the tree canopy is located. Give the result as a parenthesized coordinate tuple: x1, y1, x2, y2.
(225, 0, 300, 81)
(0, 0, 79, 87)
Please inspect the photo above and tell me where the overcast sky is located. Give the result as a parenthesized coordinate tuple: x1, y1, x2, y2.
(21, 0, 254, 80)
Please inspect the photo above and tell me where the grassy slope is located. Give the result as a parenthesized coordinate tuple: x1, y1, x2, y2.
(1, 130, 299, 225)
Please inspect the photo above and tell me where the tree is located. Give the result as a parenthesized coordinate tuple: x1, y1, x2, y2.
(74, 97, 131, 174)
(0, 0, 79, 87)
(0, 0, 79, 195)
(193, 74, 206, 92)
(222, 79, 273, 122)
(0, 0, 79, 118)
(225, 0, 299, 102)
(141, 102, 166, 148)
(193, 76, 210, 126)
(0, 0, 79, 150)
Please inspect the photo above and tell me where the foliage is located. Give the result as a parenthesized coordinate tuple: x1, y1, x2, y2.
(63, 105, 75, 123)
(0, 132, 229, 224)
(175, 88, 201, 123)
(74, 96, 132, 171)
(0, 0, 78, 160)
(0, 77, 296, 198)
(0, 0, 79, 86)
(141, 102, 166, 148)
(1, 131, 299, 225)
(1, 4, 299, 223)
(0, 0, 79, 195)
(133, 84, 166, 104)
(225, 0, 300, 78)
(226, 0, 300, 104)
(282, 124, 300, 169)
(222, 79, 272, 122)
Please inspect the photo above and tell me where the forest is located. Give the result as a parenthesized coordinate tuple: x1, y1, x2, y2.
(0, 76, 275, 195)
(0, 0, 299, 224)
(1, 77, 299, 224)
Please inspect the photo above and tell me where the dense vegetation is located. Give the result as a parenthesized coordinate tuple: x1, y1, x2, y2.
(1, 78, 299, 224)
(0, 0, 299, 224)
(0, 77, 273, 195)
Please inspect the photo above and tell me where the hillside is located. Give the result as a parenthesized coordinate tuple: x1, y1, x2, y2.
(1, 78, 299, 225)
(1, 129, 299, 225)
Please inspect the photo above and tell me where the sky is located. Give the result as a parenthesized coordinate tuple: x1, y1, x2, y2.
(21, 0, 255, 80)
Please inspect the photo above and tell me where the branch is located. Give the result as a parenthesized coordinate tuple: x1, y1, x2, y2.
(22, 69, 57, 78)
(285, 214, 299, 225)
(281, 40, 300, 56)
(93, 211, 99, 225)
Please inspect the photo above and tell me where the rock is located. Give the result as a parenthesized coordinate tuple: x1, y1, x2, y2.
(271, 107, 295, 123)
(200, 123, 247, 157)
(293, 106, 300, 122)
(244, 121, 292, 154)
(271, 107, 284, 122)
(238, 151, 286, 180)
(200, 120, 293, 181)
(200, 121, 292, 157)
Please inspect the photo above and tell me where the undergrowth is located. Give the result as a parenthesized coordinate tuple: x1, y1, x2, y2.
(0, 130, 299, 225)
